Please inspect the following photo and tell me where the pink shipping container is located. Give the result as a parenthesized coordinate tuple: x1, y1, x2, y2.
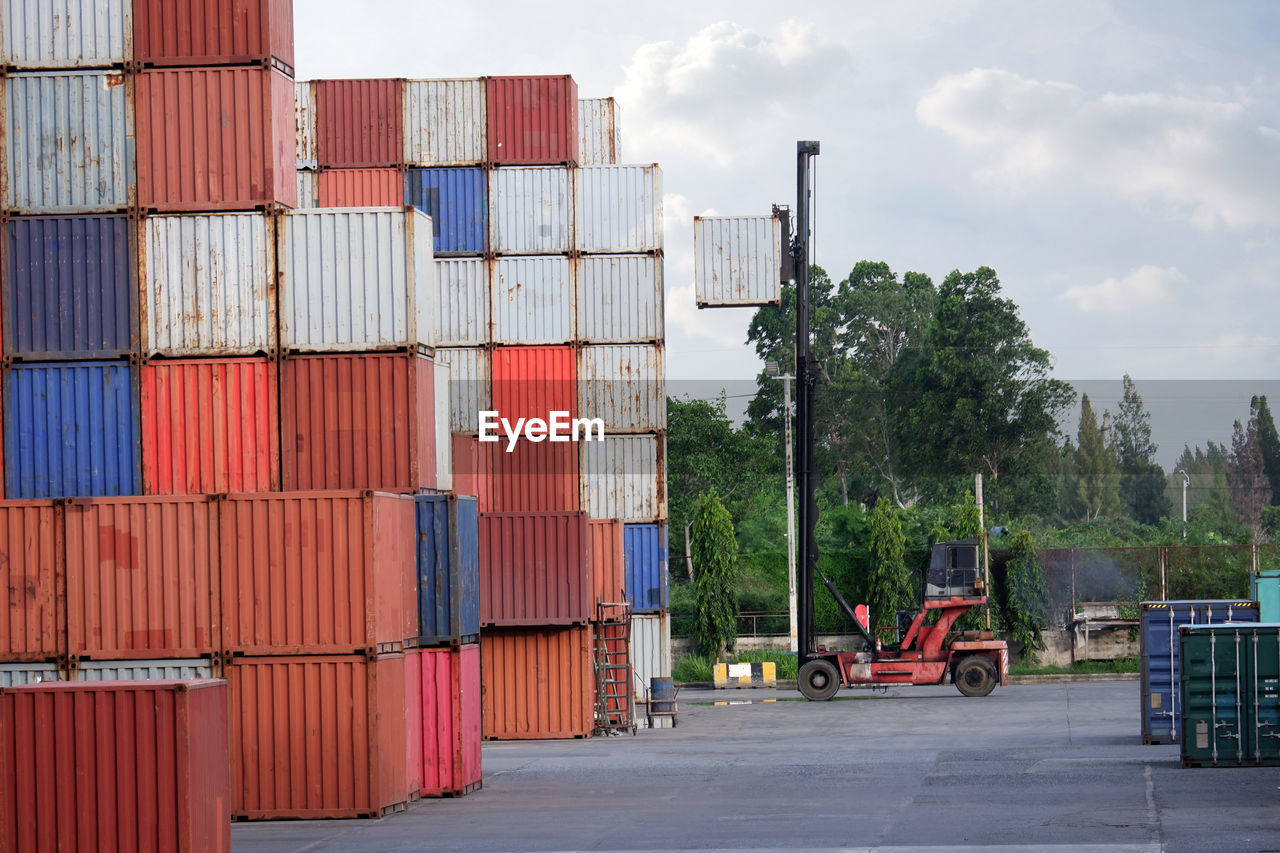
(479, 512, 589, 627)
(317, 78, 404, 168)
(417, 644, 482, 796)
(133, 0, 295, 70)
(317, 168, 405, 207)
(0, 501, 62, 662)
(140, 358, 280, 495)
(491, 345, 576, 426)
(63, 496, 220, 660)
(220, 491, 415, 655)
(588, 518, 625, 618)
(481, 626, 593, 740)
(0, 679, 230, 853)
(404, 649, 422, 797)
(228, 654, 408, 819)
(487, 76, 579, 165)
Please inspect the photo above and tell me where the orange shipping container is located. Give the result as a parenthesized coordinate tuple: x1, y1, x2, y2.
(418, 644, 482, 796)
(0, 501, 62, 662)
(317, 168, 404, 207)
(588, 519, 625, 618)
(133, 0, 295, 69)
(317, 78, 404, 168)
(479, 512, 590, 627)
(481, 626, 593, 740)
(491, 345, 576, 425)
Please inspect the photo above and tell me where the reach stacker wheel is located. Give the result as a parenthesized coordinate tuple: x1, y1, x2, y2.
(798, 659, 841, 701)
(954, 655, 998, 697)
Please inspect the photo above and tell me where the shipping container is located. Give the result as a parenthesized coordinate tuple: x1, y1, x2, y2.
(72, 657, 217, 680)
(693, 214, 782, 307)
(578, 344, 664, 433)
(630, 613, 671, 706)
(450, 433, 486, 504)
(1, 70, 136, 213)
(404, 649, 422, 797)
(577, 97, 620, 166)
(490, 440, 580, 514)
(1, 0, 131, 68)
(280, 353, 437, 492)
(624, 523, 667, 614)
(433, 359, 453, 491)
(416, 494, 480, 646)
(434, 258, 489, 346)
(576, 254, 663, 344)
(0, 679, 230, 853)
(1253, 571, 1280, 621)
(418, 644, 482, 795)
(295, 79, 317, 168)
(479, 511, 589, 626)
(0, 662, 59, 686)
(133, 0, 293, 69)
(486, 76, 578, 166)
(0, 501, 62, 662)
(139, 212, 275, 357)
(488, 166, 574, 255)
(1140, 599, 1259, 744)
(135, 66, 296, 210)
(318, 168, 404, 207)
(435, 347, 489, 434)
(4, 214, 137, 359)
(296, 169, 317, 208)
(405, 166, 487, 254)
(317, 77, 404, 169)
(279, 207, 436, 353)
(576, 164, 661, 253)
(481, 625, 592, 739)
(1180, 623, 1280, 767)
(490, 344, 576, 424)
(220, 491, 416, 655)
(403, 78, 485, 167)
(140, 358, 279, 494)
(589, 519, 625, 617)
(228, 654, 408, 819)
(4, 361, 140, 499)
(581, 434, 663, 522)
(491, 257, 575, 344)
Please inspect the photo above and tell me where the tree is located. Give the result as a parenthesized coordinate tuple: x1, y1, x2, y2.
(1073, 394, 1121, 521)
(1228, 417, 1272, 537)
(1109, 375, 1170, 524)
(866, 498, 913, 642)
(1251, 396, 1280, 505)
(1003, 530, 1050, 662)
(691, 490, 740, 657)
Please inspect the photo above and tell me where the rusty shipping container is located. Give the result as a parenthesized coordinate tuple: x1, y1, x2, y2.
(403, 78, 485, 167)
(1, 0, 131, 69)
(416, 494, 479, 646)
(578, 344, 665, 433)
(296, 169, 317, 208)
(317, 168, 404, 207)
(581, 434, 664, 522)
(575, 164, 662, 253)
(418, 644, 482, 796)
(133, 0, 293, 69)
(0, 679, 230, 853)
(491, 256, 575, 344)
(220, 491, 415, 655)
(481, 625, 593, 740)
(317, 78, 404, 169)
(228, 654, 408, 819)
(576, 254, 663, 344)
(0, 500, 62, 662)
(479, 512, 589, 627)
(295, 79, 317, 168)
(577, 97, 621, 166)
(135, 65, 296, 210)
(490, 344, 576, 425)
(488, 166, 574, 254)
(693, 214, 783, 307)
(486, 76, 578, 166)
(435, 346, 489, 434)
(140, 358, 279, 494)
(588, 518, 625, 617)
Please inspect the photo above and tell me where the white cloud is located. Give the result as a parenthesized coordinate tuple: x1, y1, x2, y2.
(1060, 265, 1184, 313)
(1198, 332, 1280, 365)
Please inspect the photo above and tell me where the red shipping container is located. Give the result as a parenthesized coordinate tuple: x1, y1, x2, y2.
(480, 512, 589, 626)
(140, 358, 280, 495)
(228, 654, 407, 819)
(418, 644, 482, 796)
(63, 496, 220, 660)
(281, 353, 438, 493)
(0, 501, 62, 662)
(450, 432, 490, 507)
(136, 66, 297, 211)
(481, 626, 593, 740)
(452, 434, 579, 513)
(0, 679, 230, 853)
(491, 345, 576, 426)
(317, 168, 405, 207)
(219, 491, 415, 655)
(317, 78, 404, 168)
(487, 76, 579, 165)
(133, 0, 295, 70)
(588, 518, 625, 617)
(404, 649, 422, 798)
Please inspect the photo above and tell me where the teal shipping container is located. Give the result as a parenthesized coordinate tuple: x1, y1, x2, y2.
(1252, 571, 1280, 622)
(1180, 623, 1280, 767)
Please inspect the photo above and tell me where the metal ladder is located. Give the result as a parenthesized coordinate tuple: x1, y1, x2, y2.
(593, 601, 636, 736)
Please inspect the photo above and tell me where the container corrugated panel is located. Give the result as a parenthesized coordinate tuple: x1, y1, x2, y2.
(318, 168, 404, 207)
(295, 79, 317, 168)
(578, 344, 664, 433)
(1, 0, 131, 68)
(490, 345, 576, 425)
(450, 434, 489, 509)
(140, 358, 279, 494)
(63, 495, 220, 659)
(72, 658, 216, 680)
(403, 79, 485, 167)
(491, 257, 574, 344)
(623, 523, 668, 614)
(576, 254, 663, 344)
(140, 212, 275, 357)
(436, 347, 489, 434)
(479, 512, 589, 626)
(132, 0, 293, 68)
(576, 164, 661, 253)
(280, 207, 436, 353)
(1, 70, 136, 213)
(1180, 623, 1280, 767)
(228, 654, 408, 819)
(405, 166, 487, 255)
(317, 78, 404, 169)
(577, 97, 620, 166)
(693, 214, 782, 307)
(1139, 599, 1259, 744)
(403, 649, 422, 797)
(1255, 571, 1280, 621)
(589, 518, 625, 615)
(435, 259, 488, 346)
(486, 76, 578, 166)
(0, 501, 62, 662)
(480, 625, 592, 740)
(135, 66, 296, 211)
(581, 434, 663, 522)
(219, 491, 416, 655)
(4, 362, 141, 499)
(280, 353, 436, 492)
(0, 679, 230, 852)
(0, 662, 59, 686)
(295, 169, 317, 208)
(416, 494, 480, 646)
(488, 167, 573, 255)
(433, 360, 453, 491)
(489, 441, 579, 513)
(630, 613, 671, 703)
(419, 644, 482, 795)
(4, 214, 137, 359)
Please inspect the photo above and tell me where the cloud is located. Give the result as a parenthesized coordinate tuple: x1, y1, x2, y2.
(1060, 265, 1184, 313)
(1197, 332, 1280, 365)
(916, 68, 1280, 230)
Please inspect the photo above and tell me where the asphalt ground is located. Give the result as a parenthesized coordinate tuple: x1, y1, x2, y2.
(232, 680, 1280, 852)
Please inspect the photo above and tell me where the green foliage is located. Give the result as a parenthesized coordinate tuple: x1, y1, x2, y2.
(691, 490, 740, 656)
(1009, 657, 1138, 676)
(733, 650, 800, 680)
(672, 654, 715, 683)
(1073, 394, 1122, 521)
(1254, 396, 1280, 506)
(1003, 531, 1050, 661)
(1111, 376, 1171, 524)
(867, 498, 913, 641)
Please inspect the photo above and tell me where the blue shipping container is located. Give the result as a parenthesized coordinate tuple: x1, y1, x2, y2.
(624, 522, 668, 614)
(4, 362, 141, 498)
(416, 493, 480, 645)
(405, 167, 487, 254)
(1140, 599, 1259, 744)
(4, 215, 137, 359)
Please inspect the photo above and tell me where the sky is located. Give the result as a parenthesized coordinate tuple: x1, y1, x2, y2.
(296, 1, 1280, 466)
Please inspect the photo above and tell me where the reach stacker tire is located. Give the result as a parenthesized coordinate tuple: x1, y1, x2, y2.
(954, 655, 998, 697)
(798, 659, 841, 701)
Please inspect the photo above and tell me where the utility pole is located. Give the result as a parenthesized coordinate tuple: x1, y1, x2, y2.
(976, 473, 989, 630)
(795, 140, 820, 659)
(1176, 468, 1189, 538)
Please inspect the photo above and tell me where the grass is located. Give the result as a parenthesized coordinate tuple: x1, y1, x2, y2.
(1010, 656, 1138, 676)
(672, 649, 800, 683)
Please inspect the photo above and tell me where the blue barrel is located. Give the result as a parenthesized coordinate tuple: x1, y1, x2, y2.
(650, 676, 676, 715)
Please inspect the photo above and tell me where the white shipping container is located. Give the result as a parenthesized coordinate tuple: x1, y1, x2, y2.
(435, 257, 489, 346)
(295, 169, 317, 208)
(140, 212, 275, 357)
(491, 256, 574, 344)
(576, 164, 661, 254)
(576, 254, 663, 344)
(72, 659, 216, 680)
(1, 70, 136, 212)
(0, 663, 60, 687)
(435, 346, 489, 434)
(295, 79, 317, 169)
(2, 0, 131, 68)
(630, 613, 672, 701)
(489, 166, 574, 255)
(433, 359, 453, 491)
(280, 207, 437, 353)
(577, 97, 621, 166)
(578, 344, 664, 433)
(581, 434, 664, 522)
(693, 214, 782, 307)
(403, 78, 486, 167)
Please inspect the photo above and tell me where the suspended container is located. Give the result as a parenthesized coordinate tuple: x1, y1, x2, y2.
(318, 168, 404, 207)
(405, 166, 487, 254)
(415, 494, 480, 647)
(581, 434, 664, 522)
(630, 612, 672, 705)
(416, 644, 482, 796)
(295, 79, 317, 168)
(578, 97, 620, 166)
(434, 259, 489, 346)
(578, 344, 664, 433)
(434, 346, 489, 434)
(624, 523, 668, 614)
(588, 518, 625, 616)
(132, 0, 294, 70)
(575, 164, 661, 253)
(295, 169, 317, 208)
(491, 257, 575, 344)
(317, 77, 404, 169)
(0, 501, 62, 663)
(480, 625, 593, 740)
(1, 0, 131, 69)
(1180, 623, 1280, 767)
(576, 254, 663, 344)
(490, 344, 576, 425)
(479, 511, 590, 627)
(0, 663, 59, 686)
(403, 78, 485, 167)
(488, 166, 573, 255)
(71, 658, 217, 680)
(693, 214, 782, 307)
(486, 75, 578, 166)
